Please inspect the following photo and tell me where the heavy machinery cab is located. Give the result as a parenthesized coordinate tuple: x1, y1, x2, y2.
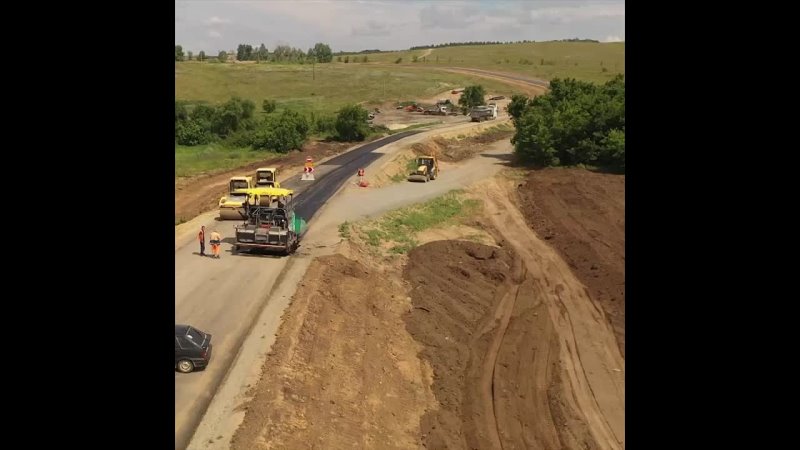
(233, 189, 299, 255)
(417, 157, 435, 171)
(255, 168, 277, 187)
(408, 156, 439, 182)
(229, 177, 253, 193)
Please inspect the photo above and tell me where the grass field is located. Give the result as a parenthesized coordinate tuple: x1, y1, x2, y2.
(175, 62, 512, 117)
(341, 42, 625, 84)
(175, 42, 623, 178)
(175, 144, 279, 178)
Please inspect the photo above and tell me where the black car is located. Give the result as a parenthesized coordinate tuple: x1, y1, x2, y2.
(175, 324, 212, 373)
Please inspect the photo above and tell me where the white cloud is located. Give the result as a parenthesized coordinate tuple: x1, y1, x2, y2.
(175, 1, 625, 53)
(419, 4, 482, 29)
(352, 20, 390, 36)
(207, 16, 230, 25)
(520, 3, 625, 25)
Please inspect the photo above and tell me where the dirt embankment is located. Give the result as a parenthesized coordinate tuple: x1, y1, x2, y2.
(515, 168, 626, 356)
(175, 140, 353, 223)
(410, 126, 514, 163)
(230, 169, 625, 450)
(230, 254, 436, 450)
(231, 237, 607, 449)
(405, 240, 559, 449)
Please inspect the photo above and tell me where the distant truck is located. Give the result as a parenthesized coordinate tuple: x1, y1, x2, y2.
(469, 104, 498, 122)
(424, 105, 448, 116)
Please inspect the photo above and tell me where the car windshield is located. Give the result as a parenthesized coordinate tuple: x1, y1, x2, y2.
(186, 327, 205, 344)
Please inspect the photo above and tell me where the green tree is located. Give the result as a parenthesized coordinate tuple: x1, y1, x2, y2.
(187, 51, 193, 61)
(175, 120, 211, 145)
(507, 94, 530, 122)
(344, 55, 349, 63)
(458, 85, 487, 110)
(257, 43, 268, 62)
(337, 56, 342, 62)
(175, 101, 188, 122)
(218, 51, 227, 62)
(334, 104, 370, 141)
(262, 99, 277, 113)
(175, 45, 184, 61)
(601, 128, 625, 170)
(237, 44, 253, 61)
(312, 43, 333, 62)
(190, 104, 217, 129)
(252, 110, 310, 153)
(198, 50, 206, 61)
(212, 97, 256, 137)
(512, 76, 625, 169)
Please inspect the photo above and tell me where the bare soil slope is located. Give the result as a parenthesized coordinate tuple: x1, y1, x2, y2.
(515, 168, 625, 355)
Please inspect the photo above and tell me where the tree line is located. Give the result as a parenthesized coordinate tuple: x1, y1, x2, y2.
(409, 40, 536, 50)
(175, 42, 333, 63)
(508, 75, 624, 171)
(175, 97, 372, 151)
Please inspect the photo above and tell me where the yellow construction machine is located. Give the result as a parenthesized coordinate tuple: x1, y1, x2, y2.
(219, 176, 254, 220)
(407, 156, 439, 182)
(218, 169, 284, 220)
(255, 167, 280, 187)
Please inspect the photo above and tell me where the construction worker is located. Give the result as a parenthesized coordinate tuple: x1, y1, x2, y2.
(209, 229, 222, 259)
(198, 226, 206, 256)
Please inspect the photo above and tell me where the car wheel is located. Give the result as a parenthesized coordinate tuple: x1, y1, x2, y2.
(177, 359, 194, 373)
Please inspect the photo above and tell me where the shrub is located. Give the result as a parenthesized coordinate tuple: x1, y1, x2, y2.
(252, 109, 310, 153)
(176, 119, 211, 146)
(334, 104, 370, 141)
(262, 99, 277, 113)
(458, 85, 486, 110)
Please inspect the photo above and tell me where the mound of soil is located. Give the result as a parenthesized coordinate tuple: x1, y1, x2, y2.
(231, 254, 432, 450)
(515, 168, 626, 356)
(403, 240, 589, 449)
(409, 129, 513, 163)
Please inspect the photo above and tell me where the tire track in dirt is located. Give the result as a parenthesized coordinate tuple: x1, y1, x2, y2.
(471, 256, 526, 449)
(515, 169, 625, 357)
(487, 263, 527, 450)
(479, 177, 625, 449)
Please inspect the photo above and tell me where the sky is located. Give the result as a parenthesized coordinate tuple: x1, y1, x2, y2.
(175, 0, 625, 54)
